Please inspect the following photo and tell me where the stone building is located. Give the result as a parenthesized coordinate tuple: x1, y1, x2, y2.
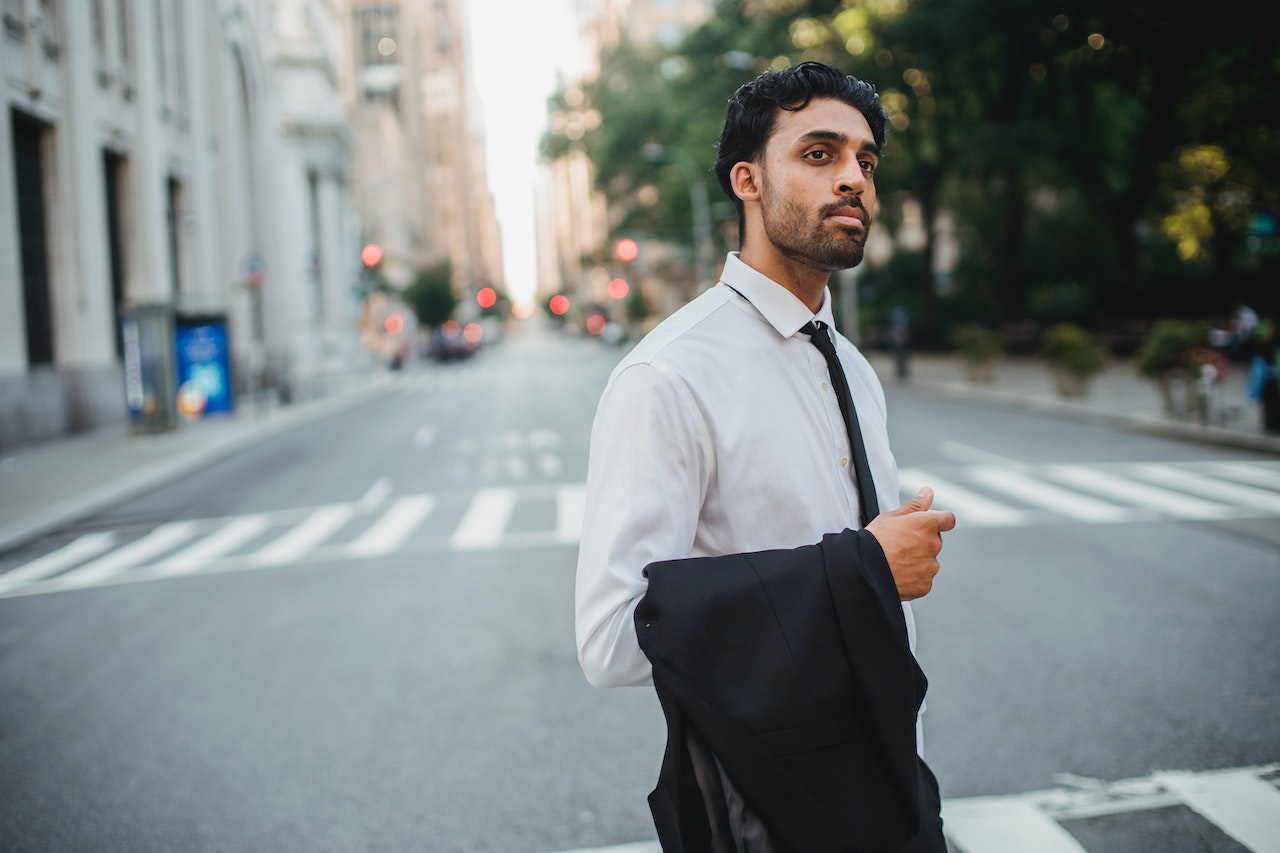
(0, 0, 360, 448)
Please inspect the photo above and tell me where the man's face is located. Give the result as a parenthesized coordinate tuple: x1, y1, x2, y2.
(755, 97, 879, 272)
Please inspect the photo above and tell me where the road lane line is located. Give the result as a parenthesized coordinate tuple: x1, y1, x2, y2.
(346, 495, 435, 557)
(151, 515, 271, 576)
(1201, 461, 1280, 491)
(250, 505, 354, 566)
(1047, 465, 1238, 519)
(52, 522, 197, 589)
(0, 532, 117, 594)
(942, 796, 1088, 853)
(451, 488, 516, 550)
(897, 467, 1027, 527)
(1155, 769, 1280, 853)
(1127, 464, 1280, 514)
(357, 478, 393, 513)
(556, 484, 586, 543)
(969, 466, 1133, 523)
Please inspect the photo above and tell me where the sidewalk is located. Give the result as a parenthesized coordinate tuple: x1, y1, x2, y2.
(2, 351, 1278, 555)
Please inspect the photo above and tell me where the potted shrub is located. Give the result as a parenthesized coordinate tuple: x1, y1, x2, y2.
(952, 324, 1004, 383)
(1134, 319, 1207, 416)
(1040, 322, 1106, 397)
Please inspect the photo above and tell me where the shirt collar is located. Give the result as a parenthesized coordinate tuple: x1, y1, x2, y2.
(719, 252, 837, 338)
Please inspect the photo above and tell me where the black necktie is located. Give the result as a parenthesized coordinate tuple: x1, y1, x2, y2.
(802, 321, 880, 527)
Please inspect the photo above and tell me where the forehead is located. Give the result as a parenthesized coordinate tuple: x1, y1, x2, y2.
(766, 97, 876, 153)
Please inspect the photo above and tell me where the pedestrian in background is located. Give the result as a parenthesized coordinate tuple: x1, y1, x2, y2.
(575, 61, 954, 852)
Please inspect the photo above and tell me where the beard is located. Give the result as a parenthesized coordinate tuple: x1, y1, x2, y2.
(760, 193, 871, 272)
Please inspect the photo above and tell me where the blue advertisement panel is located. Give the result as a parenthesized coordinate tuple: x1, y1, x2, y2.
(174, 316, 234, 418)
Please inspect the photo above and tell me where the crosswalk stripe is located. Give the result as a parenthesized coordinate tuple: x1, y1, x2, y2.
(556, 484, 586, 543)
(942, 797, 1088, 852)
(151, 515, 272, 576)
(1155, 769, 1280, 853)
(345, 495, 435, 557)
(898, 467, 1027, 527)
(969, 466, 1131, 523)
(0, 532, 117, 594)
(52, 522, 197, 589)
(451, 487, 516, 550)
(1128, 464, 1280, 514)
(250, 505, 354, 567)
(1046, 465, 1237, 519)
(1203, 461, 1280, 491)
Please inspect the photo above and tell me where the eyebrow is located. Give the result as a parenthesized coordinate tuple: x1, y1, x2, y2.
(797, 129, 880, 158)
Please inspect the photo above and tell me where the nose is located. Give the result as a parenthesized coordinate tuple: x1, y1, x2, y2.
(836, 157, 867, 196)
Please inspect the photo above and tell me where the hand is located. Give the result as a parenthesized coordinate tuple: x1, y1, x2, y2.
(864, 487, 956, 601)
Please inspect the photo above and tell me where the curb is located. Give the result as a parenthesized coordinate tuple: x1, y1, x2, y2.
(0, 382, 394, 554)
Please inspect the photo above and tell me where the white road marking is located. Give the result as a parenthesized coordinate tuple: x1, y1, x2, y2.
(1202, 461, 1280, 491)
(938, 440, 1022, 465)
(52, 522, 197, 589)
(943, 797, 1088, 853)
(1128, 464, 1280, 514)
(450, 488, 516, 550)
(1047, 465, 1238, 519)
(345, 495, 434, 557)
(556, 484, 586, 543)
(969, 466, 1132, 523)
(1156, 768, 1280, 853)
(0, 532, 117, 594)
(250, 505, 354, 567)
(152, 515, 271, 576)
(898, 467, 1027, 527)
(357, 478, 392, 514)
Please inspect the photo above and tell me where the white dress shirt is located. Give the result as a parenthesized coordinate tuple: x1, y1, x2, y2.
(575, 252, 916, 696)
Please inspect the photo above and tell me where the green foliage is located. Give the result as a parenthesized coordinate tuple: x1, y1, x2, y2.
(952, 325, 1004, 363)
(542, 0, 1280, 333)
(402, 264, 457, 329)
(1041, 322, 1106, 377)
(1133, 319, 1209, 378)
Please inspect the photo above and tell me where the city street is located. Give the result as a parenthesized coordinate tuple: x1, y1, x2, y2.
(1, 321, 1278, 853)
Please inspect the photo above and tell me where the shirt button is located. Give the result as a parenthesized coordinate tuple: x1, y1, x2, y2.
(821, 382, 829, 392)
(840, 456, 849, 467)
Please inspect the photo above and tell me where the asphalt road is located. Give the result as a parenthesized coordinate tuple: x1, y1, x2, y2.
(1, 323, 1277, 852)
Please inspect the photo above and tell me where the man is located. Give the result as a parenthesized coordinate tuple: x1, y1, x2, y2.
(575, 62, 954, 851)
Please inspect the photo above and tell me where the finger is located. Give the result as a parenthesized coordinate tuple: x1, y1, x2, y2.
(900, 486, 934, 514)
(933, 509, 957, 532)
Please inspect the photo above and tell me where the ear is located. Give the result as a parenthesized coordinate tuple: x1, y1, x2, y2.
(729, 161, 761, 203)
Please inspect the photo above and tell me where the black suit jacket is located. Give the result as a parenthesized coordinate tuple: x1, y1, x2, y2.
(634, 528, 944, 853)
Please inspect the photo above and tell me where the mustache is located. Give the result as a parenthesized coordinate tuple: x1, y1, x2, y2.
(820, 198, 871, 225)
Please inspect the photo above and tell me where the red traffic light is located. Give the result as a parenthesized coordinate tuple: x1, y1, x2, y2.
(609, 278, 629, 300)
(361, 243, 383, 267)
(476, 287, 497, 309)
(549, 294, 570, 316)
(614, 238, 639, 263)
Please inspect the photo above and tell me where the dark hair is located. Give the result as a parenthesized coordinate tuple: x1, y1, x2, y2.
(713, 61, 888, 241)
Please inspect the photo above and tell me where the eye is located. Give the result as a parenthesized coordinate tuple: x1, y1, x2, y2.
(859, 158, 878, 174)
(803, 149, 832, 162)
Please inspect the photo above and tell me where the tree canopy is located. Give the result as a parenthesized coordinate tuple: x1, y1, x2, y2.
(543, 0, 1276, 348)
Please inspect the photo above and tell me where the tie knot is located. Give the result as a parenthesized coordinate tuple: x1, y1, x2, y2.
(803, 321, 836, 356)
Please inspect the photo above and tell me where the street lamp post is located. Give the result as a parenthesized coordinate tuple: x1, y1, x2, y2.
(642, 143, 715, 291)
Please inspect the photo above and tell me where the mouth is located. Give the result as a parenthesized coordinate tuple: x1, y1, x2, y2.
(824, 203, 868, 230)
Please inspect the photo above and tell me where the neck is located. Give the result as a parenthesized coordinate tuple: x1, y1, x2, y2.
(738, 243, 831, 314)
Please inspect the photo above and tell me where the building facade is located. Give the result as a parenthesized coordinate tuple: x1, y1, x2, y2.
(0, 0, 360, 448)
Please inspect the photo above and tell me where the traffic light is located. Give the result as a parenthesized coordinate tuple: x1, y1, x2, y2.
(549, 294, 570, 316)
(609, 278, 629, 300)
(476, 287, 497, 309)
(614, 238, 639, 263)
(361, 243, 383, 267)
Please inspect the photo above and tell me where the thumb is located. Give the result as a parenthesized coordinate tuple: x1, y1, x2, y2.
(896, 486, 934, 514)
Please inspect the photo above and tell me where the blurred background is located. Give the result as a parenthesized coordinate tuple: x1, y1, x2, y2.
(1, 3, 1278, 853)
(1, 0, 1274, 444)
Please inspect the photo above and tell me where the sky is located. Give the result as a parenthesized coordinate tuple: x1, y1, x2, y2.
(464, 1, 584, 308)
